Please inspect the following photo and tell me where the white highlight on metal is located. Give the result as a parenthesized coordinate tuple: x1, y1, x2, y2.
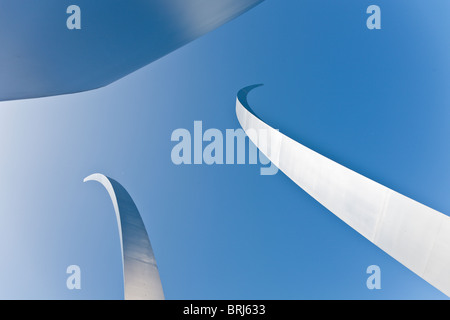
(236, 85, 450, 297)
(84, 173, 164, 300)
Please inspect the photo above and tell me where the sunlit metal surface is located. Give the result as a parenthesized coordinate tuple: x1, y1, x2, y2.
(0, 0, 263, 101)
(84, 173, 164, 300)
(236, 85, 450, 297)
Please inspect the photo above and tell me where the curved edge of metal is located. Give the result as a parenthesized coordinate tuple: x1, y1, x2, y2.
(236, 85, 450, 297)
(84, 173, 164, 300)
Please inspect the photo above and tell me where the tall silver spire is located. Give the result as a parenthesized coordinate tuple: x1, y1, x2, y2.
(236, 85, 450, 297)
(84, 174, 164, 300)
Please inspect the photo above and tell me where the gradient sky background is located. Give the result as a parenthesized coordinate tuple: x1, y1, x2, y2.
(0, 0, 449, 299)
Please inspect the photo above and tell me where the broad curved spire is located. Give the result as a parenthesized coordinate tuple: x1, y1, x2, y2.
(0, 0, 264, 101)
(84, 173, 164, 300)
(236, 85, 450, 297)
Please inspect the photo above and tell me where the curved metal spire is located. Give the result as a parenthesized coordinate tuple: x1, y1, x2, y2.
(0, 0, 264, 101)
(236, 85, 450, 297)
(84, 173, 164, 300)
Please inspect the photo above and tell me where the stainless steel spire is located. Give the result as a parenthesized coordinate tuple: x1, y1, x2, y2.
(84, 173, 164, 300)
(0, 0, 263, 101)
(236, 85, 450, 297)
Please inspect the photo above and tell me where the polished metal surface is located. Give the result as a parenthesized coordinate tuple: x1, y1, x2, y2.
(236, 85, 450, 297)
(0, 0, 263, 101)
(84, 173, 164, 300)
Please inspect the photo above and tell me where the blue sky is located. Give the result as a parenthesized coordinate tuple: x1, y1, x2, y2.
(0, 0, 449, 299)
